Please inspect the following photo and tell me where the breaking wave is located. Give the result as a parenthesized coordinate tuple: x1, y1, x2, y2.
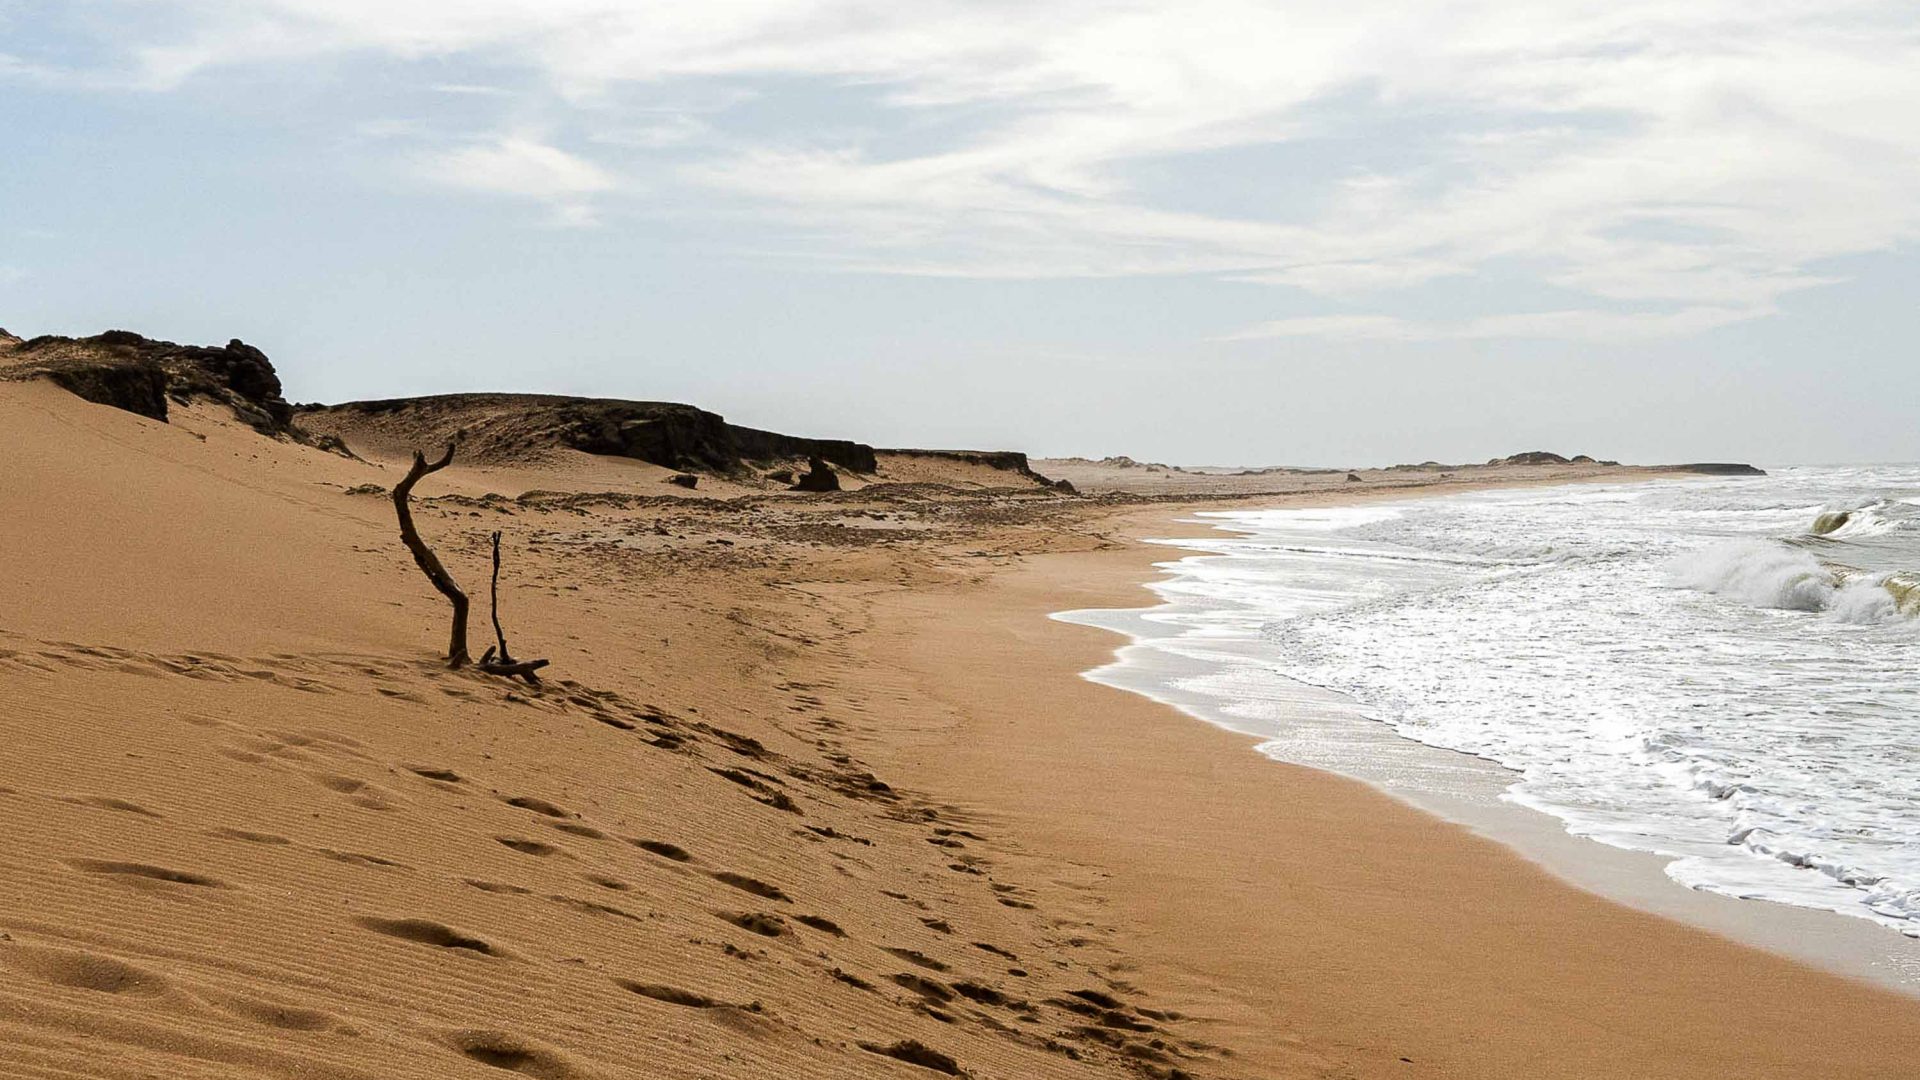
(1670, 540, 1917, 623)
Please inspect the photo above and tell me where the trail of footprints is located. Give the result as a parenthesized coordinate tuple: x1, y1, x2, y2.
(6, 636, 1220, 1079)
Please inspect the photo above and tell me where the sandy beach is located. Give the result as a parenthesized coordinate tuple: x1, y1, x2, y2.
(3, 357, 1918, 1079)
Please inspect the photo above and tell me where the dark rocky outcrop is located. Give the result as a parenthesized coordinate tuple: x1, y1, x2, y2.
(1492, 450, 1572, 466)
(301, 394, 877, 477)
(1673, 462, 1766, 476)
(0, 329, 296, 435)
(791, 455, 840, 492)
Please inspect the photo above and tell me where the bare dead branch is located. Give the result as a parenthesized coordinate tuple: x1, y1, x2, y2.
(489, 530, 512, 663)
(482, 529, 547, 684)
(479, 658, 550, 681)
(392, 443, 471, 668)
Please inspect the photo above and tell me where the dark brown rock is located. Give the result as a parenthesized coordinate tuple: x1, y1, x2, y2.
(0, 330, 295, 434)
(791, 455, 840, 492)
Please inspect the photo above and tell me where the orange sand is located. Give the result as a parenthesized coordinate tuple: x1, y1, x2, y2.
(3, 379, 1916, 1079)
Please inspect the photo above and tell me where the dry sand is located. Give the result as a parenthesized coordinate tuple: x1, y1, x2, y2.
(3, 378, 1917, 1078)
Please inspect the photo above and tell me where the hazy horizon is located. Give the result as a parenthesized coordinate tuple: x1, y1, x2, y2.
(4, 2, 1916, 467)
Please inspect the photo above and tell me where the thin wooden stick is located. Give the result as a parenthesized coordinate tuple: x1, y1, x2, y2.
(489, 530, 512, 663)
(483, 529, 546, 684)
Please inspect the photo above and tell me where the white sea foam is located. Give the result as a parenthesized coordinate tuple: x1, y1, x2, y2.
(1067, 466, 1920, 940)
(1671, 541, 1838, 614)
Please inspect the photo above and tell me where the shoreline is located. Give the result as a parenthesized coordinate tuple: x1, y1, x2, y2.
(1057, 501, 1920, 998)
(7, 379, 1916, 1078)
(862, 496, 1920, 1079)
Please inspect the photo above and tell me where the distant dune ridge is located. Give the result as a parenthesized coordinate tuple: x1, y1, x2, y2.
(299, 394, 881, 476)
(2, 329, 1761, 498)
(0, 328, 1073, 495)
(4, 326, 1872, 1080)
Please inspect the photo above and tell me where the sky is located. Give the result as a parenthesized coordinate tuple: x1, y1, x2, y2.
(2, 1, 1916, 467)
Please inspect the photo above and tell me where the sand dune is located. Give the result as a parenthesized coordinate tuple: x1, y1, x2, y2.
(0, 379, 1201, 1079)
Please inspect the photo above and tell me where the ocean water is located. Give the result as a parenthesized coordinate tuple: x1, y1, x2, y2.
(1063, 468, 1920, 938)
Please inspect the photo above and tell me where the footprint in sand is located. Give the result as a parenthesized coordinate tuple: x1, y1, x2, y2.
(503, 795, 570, 818)
(313, 773, 403, 811)
(628, 839, 692, 862)
(883, 947, 948, 972)
(67, 859, 228, 889)
(319, 849, 408, 869)
(892, 972, 955, 1005)
(353, 917, 501, 956)
(465, 879, 534, 895)
(446, 1030, 583, 1079)
(205, 992, 340, 1031)
(550, 822, 606, 840)
(57, 795, 164, 818)
(2, 945, 172, 997)
(710, 872, 789, 902)
(857, 1040, 963, 1076)
(209, 827, 292, 846)
(718, 912, 787, 938)
(614, 978, 759, 1012)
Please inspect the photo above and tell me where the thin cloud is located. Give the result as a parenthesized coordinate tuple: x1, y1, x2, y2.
(20, 1, 1920, 338)
(1220, 306, 1769, 343)
(415, 134, 616, 224)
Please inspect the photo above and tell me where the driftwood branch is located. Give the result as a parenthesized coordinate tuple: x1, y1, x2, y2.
(479, 657, 551, 680)
(392, 443, 471, 668)
(481, 530, 548, 684)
